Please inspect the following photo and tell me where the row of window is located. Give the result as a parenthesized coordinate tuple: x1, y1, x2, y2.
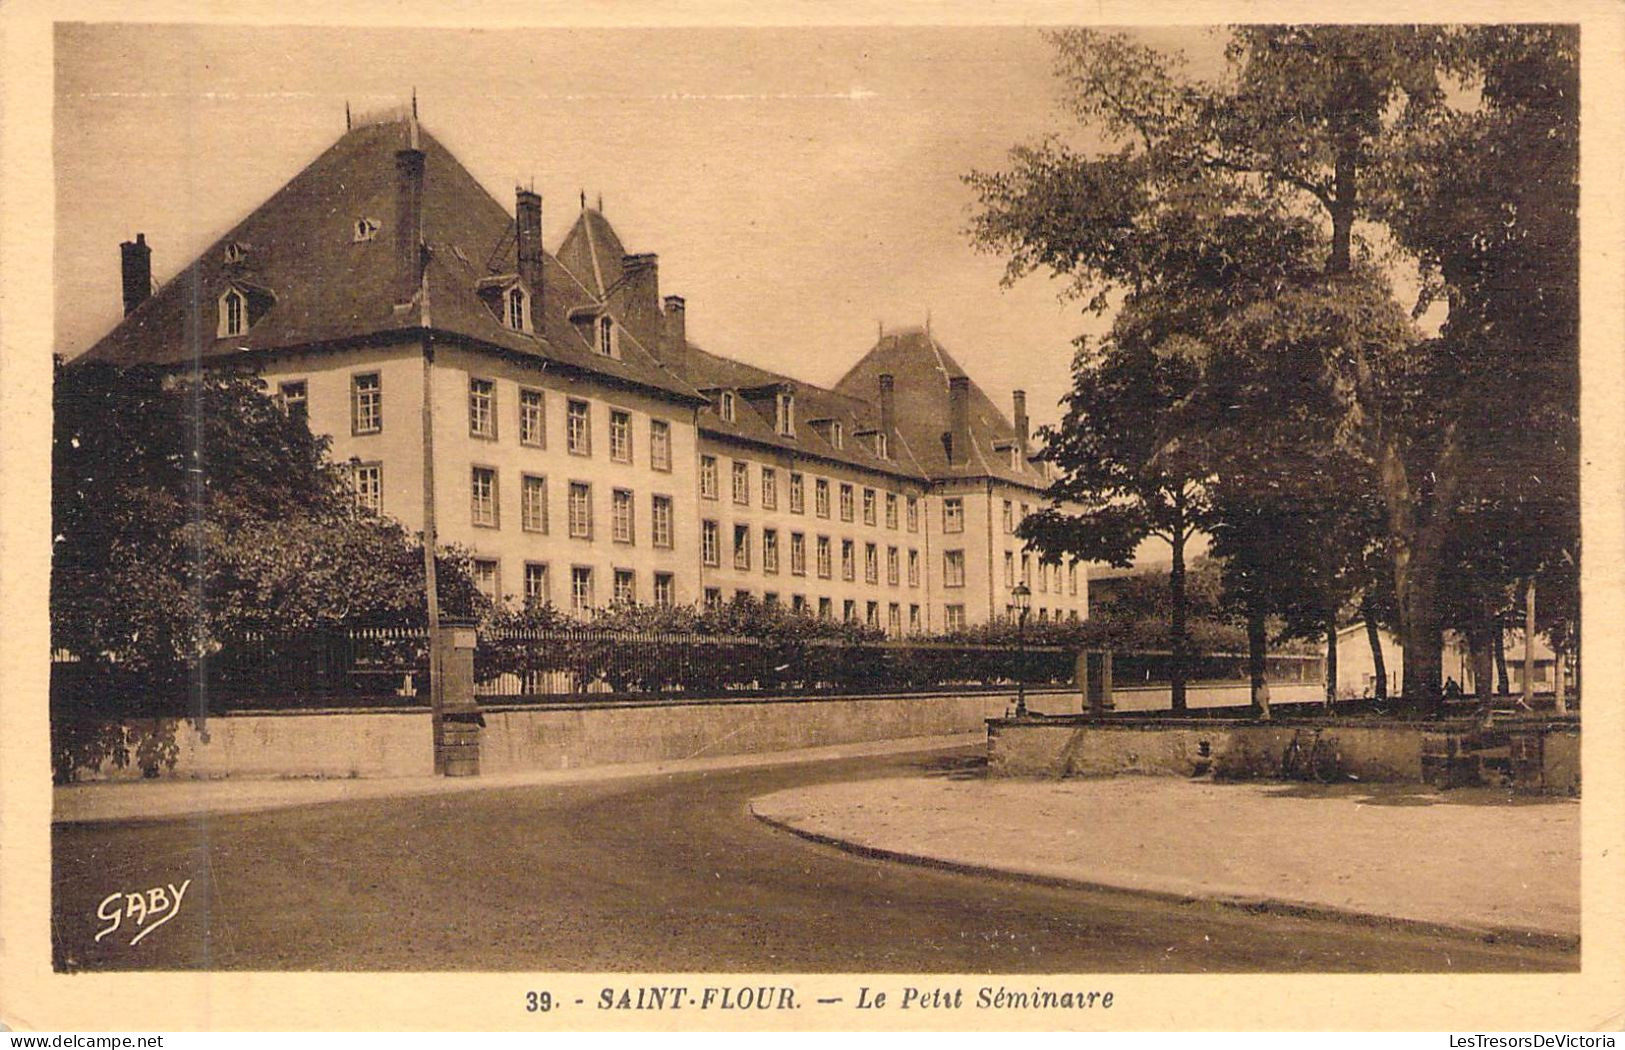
(286, 373, 675, 471)
(701, 457, 922, 528)
(699, 522, 929, 586)
(468, 467, 675, 547)
(472, 559, 675, 615)
(1001, 550, 1082, 596)
(700, 589, 929, 634)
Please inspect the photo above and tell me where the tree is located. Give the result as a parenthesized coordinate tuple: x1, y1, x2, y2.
(969, 26, 1577, 703)
(52, 360, 477, 680)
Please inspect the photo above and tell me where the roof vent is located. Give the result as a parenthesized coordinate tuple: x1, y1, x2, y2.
(354, 217, 381, 243)
(223, 241, 249, 264)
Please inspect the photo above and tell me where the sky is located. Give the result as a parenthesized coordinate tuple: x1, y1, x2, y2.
(54, 22, 1225, 438)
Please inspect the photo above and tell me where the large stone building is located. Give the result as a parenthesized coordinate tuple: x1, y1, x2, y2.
(79, 112, 1087, 632)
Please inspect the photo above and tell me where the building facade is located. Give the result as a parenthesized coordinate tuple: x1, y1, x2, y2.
(79, 112, 1087, 632)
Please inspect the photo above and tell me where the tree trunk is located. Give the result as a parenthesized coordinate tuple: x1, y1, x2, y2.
(1248, 605, 1270, 720)
(1169, 520, 1188, 713)
(1554, 649, 1567, 715)
(1324, 615, 1338, 706)
(1471, 614, 1496, 726)
(1493, 628, 1509, 695)
(1361, 592, 1387, 700)
(1395, 548, 1444, 703)
(1523, 577, 1536, 708)
(1329, 144, 1357, 276)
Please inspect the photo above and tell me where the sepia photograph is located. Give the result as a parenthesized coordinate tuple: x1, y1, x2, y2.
(3, 2, 1620, 1033)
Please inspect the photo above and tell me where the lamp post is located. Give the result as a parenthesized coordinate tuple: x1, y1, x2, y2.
(1012, 582, 1031, 717)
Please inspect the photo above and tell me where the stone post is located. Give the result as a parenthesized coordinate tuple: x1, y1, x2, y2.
(435, 619, 482, 776)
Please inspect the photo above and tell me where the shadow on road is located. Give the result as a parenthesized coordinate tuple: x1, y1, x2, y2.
(911, 752, 987, 780)
(1257, 782, 1575, 808)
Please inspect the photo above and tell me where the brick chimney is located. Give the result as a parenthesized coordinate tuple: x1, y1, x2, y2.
(878, 373, 896, 442)
(947, 375, 971, 466)
(662, 295, 687, 378)
(617, 253, 663, 350)
(516, 188, 543, 307)
(393, 146, 426, 307)
(1013, 389, 1029, 459)
(120, 233, 151, 316)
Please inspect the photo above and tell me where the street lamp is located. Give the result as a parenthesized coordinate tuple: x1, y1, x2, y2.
(1012, 582, 1032, 717)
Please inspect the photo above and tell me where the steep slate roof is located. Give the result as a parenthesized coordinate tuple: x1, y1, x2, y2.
(835, 328, 1045, 488)
(79, 118, 703, 404)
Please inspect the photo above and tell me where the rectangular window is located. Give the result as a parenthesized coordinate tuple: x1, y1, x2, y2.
(650, 419, 672, 472)
(570, 566, 594, 615)
(763, 529, 780, 574)
(944, 549, 966, 588)
(701, 520, 720, 567)
(612, 488, 634, 544)
(776, 391, 796, 436)
(651, 495, 674, 549)
(735, 589, 752, 604)
(567, 399, 591, 455)
(1038, 559, 1049, 593)
(945, 604, 966, 631)
(839, 484, 854, 522)
(1003, 500, 1015, 534)
(471, 467, 498, 528)
(862, 488, 877, 526)
(789, 473, 805, 514)
(473, 559, 499, 604)
(843, 600, 857, 623)
(523, 562, 549, 608)
(351, 372, 381, 435)
(469, 377, 495, 439)
(866, 601, 880, 628)
(732, 461, 750, 506)
(521, 474, 548, 533)
(352, 462, 382, 515)
(519, 387, 545, 447)
(818, 597, 833, 620)
(734, 524, 751, 571)
(885, 493, 898, 530)
(609, 409, 633, 463)
(1004, 551, 1015, 587)
(764, 592, 780, 610)
(841, 540, 856, 581)
(815, 478, 831, 518)
(865, 543, 878, 584)
(613, 568, 636, 605)
(279, 380, 308, 423)
(792, 594, 807, 614)
(886, 546, 899, 586)
(654, 572, 675, 608)
(762, 467, 778, 510)
(1022, 553, 1032, 586)
(1069, 561, 1079, 596)
(888, 603, 901, 636)
(909, 604, 921, 633)
(908, 549, 920, 588)
(568, 481, 593, 539)
(704, 587, 723, 610)
(943, 498, 965, 534)
(700, 455, 719, 499)
(790, 532, 807, 576)
(906, 496, 919, 533)
(816, 535, 832, 579)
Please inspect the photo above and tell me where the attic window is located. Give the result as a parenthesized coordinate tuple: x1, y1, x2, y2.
(876, 432, 889, 459)
(1010, 446, 1021, 469)
(506, 286, 529, 332)
(776, 391, 795, 437)
(223, 241, 249, 264)
(353, 218, 381, 243)
(720, 391, 736, 423)
(219, 288, 247, 337)
(597, 316, 619, 358)
(832, 421, 844, 450)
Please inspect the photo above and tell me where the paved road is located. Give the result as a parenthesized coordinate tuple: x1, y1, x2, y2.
(53, 747, 1573, 973)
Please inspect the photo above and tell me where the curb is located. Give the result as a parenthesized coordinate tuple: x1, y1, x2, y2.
(748, 805, 1580, 954)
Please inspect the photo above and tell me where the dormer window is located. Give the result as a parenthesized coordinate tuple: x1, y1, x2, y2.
(832, 421, 844, 449)
(353, 218, 381, 243)
(776, 391, 796, 436)
(219, 288, 247, 337)
(876, 432, 889, 459)
(505, 286, 530, 332)
(1011, 446, 1021, 470)
(223, 241, 249, 264)
(598, 316, 619, 358)
(720, 391, 737, 423)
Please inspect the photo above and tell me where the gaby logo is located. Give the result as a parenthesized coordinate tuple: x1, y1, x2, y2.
(95, 880, 191, 946)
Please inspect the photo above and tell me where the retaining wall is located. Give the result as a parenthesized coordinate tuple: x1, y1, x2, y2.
(55, 689, 1057, 782)
(987, 718, 1580, 794)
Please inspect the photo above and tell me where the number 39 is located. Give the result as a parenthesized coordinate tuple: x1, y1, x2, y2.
(526, 991, 554, 1013)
